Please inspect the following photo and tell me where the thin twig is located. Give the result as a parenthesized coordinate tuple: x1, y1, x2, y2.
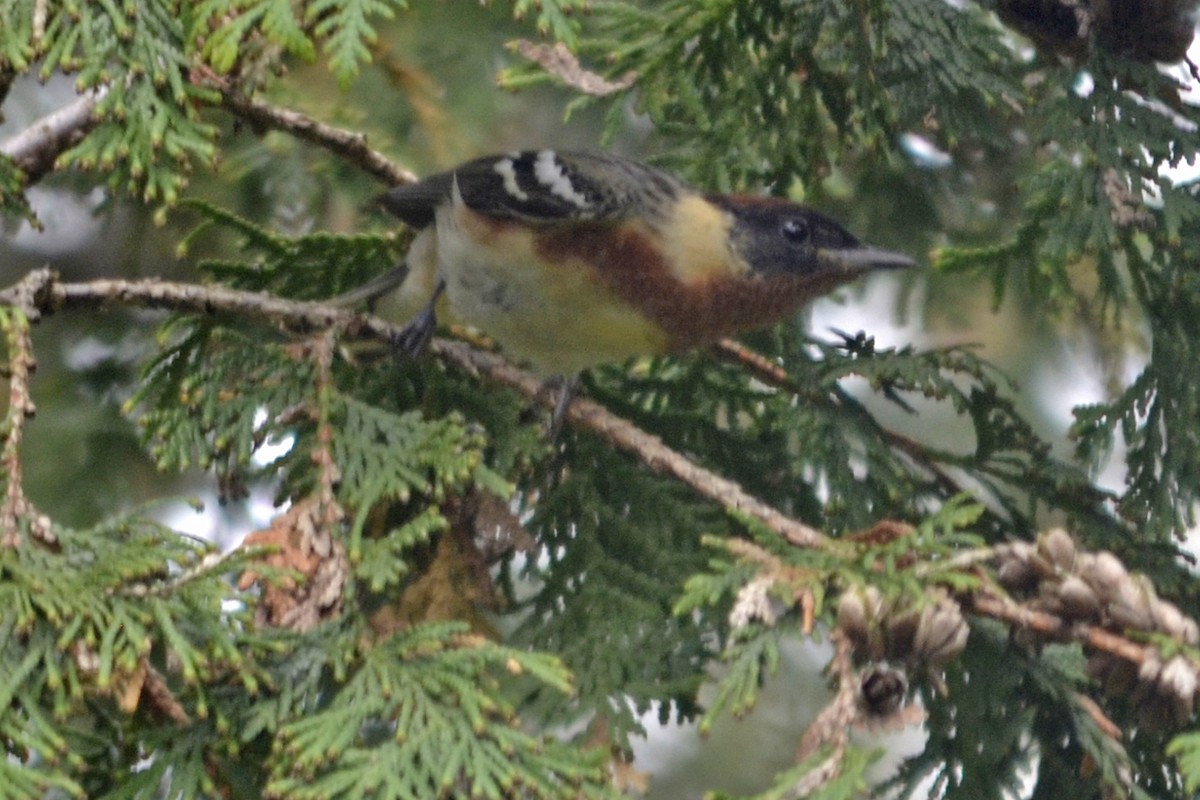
(216, 85, 417, 187)
(306, 330, 346, 529)
(1, 74, 412, 205)
(969, 589, 1153, 666)
(39, 274, 397, 340)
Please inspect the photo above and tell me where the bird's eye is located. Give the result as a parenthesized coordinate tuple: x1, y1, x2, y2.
(781, 218, 810, 244)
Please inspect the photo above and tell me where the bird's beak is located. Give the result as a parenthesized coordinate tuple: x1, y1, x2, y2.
(828, 245, 917, 271)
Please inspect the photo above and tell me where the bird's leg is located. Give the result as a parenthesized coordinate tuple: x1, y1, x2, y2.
(393, 277, 445, 357)
(547, 373, 580, 436)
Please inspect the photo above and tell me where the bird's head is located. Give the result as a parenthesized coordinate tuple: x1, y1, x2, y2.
(711, 195, 916, 279)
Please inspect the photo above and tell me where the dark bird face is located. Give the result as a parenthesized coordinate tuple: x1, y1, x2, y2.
(712, 195, 915, 277)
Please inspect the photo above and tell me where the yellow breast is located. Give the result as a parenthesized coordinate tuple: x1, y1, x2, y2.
(433, 201, 671, 375)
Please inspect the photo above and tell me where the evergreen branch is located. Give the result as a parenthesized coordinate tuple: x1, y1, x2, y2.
(710, 339, 973, 503)
(507, 40, 637, 96)
(9, 270, 1192, 677)
(0, 86, 106, 184)
(210, 77, 418, 187)
(0, 305, 35, 548)
(713, 522, 1199, 766)
(933, 533, 1200, 724)
(245, 332, 350, 631)
(0, 269, 831, 550)
(117, 547, 249, 599)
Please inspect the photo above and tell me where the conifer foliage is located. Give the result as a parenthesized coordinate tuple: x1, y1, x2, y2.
(3, 1, 1200, 798)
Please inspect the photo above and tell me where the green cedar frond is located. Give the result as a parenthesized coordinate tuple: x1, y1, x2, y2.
(509, 433, 720, 746)
(886, 621, 1036, 800)
(184, 199, 398, 299)
(565, 0, 1018, 189)
(353, 507, 444, 591)
(193, 0, 316, 73)
(99, 722, 229, 799)
(699, 625, 783, 731)
(130, 322, 316, 483)
(0, 0, 34, 70)
(1073, 242, 1200, 543)
(709, 745, 879, 800)
(264, 622, 616, 800)
(335, 400, 482, 513)
(0, 156, 35, 225)
(0, 757, 84, 800)
(334, 399, 497, 566)
(681, 496, 985, 742)
(512, 0, 589, 45)
(307, 0, 408, 89)
(0, 513, 262, 796)
(884, 0, 1019, 147)
(31, 0, 219, 209)
(1168, 730, 1200, 794)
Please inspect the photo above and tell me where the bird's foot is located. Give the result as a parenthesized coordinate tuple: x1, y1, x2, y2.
(391, 278, 445, 358)
(546, 374, 580, 437)
(392, 303, 437, 357)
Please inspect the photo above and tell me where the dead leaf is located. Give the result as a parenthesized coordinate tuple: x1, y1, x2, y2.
(509, 40, 636, 96)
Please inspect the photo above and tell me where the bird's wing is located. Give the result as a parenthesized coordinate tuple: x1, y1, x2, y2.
(379, 150, 685, 227)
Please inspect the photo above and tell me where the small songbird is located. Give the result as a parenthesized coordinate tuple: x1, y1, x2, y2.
(358, 150, 915, 375)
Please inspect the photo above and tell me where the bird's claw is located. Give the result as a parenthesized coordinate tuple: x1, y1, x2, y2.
(393, 304, 437, 357)
(392, 278, 445, 359)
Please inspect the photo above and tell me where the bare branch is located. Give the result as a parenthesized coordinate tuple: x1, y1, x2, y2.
(215, 85, 418, 188)
(0, 272, 55, 549)
(790, 633, 858, 796)
(33, 274, 398, 340)
(0, 87, 106, 183)
(10, 270, 1194, 684)
(7, 268, 1198, 743)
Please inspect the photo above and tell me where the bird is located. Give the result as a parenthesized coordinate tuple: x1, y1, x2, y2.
(354, 149, 915, 376)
